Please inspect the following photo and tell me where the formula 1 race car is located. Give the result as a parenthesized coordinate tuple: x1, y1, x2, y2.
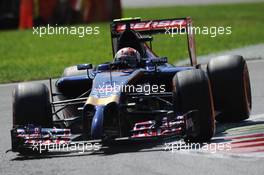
(11, 17, 252, 154)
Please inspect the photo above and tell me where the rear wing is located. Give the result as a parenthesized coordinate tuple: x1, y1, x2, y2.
(111, 17, 197, 66)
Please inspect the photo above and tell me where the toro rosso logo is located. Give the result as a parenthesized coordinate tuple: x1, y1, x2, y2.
(116, 19, 187, 32)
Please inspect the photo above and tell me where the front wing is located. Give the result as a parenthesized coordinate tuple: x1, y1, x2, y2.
(10, 111, 198, 154)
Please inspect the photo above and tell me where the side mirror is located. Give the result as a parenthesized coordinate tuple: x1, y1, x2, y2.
(150, 57, 168, 64)
(77, 63, 93, 70)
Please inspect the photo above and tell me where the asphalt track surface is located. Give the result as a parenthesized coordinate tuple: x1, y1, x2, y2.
(0, 56, 264, 174)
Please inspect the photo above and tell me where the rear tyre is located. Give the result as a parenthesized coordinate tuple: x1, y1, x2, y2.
(13, 83, 53, 127)
(207, 55, 251, 122)
(173, 69, 215, 142)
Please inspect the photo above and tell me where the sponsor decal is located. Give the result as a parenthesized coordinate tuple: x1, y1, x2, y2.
(116, 19, 187, 32)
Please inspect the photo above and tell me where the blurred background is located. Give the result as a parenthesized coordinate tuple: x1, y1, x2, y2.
(0, 0, 263, 83)
(0, 0, 122, 29)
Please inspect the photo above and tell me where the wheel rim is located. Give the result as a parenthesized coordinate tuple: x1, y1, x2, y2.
(243, 64, 252, 114)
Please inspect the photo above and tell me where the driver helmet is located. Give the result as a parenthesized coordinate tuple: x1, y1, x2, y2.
(114, 47, 141, 68)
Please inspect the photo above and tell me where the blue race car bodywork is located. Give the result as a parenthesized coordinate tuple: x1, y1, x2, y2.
(13, 17, 252, 155)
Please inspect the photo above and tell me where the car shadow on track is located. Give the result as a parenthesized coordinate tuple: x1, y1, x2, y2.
(10, 119, 264, 161)
(10, 137, 177, 161)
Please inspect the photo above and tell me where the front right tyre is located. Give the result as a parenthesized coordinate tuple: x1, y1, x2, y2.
(13, 83, 53, 127)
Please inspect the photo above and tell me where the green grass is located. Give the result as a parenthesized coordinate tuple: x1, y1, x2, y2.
(0, 2, 264, 83)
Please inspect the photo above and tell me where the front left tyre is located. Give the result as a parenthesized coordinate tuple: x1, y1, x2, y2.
(173, 69, 215, 142)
